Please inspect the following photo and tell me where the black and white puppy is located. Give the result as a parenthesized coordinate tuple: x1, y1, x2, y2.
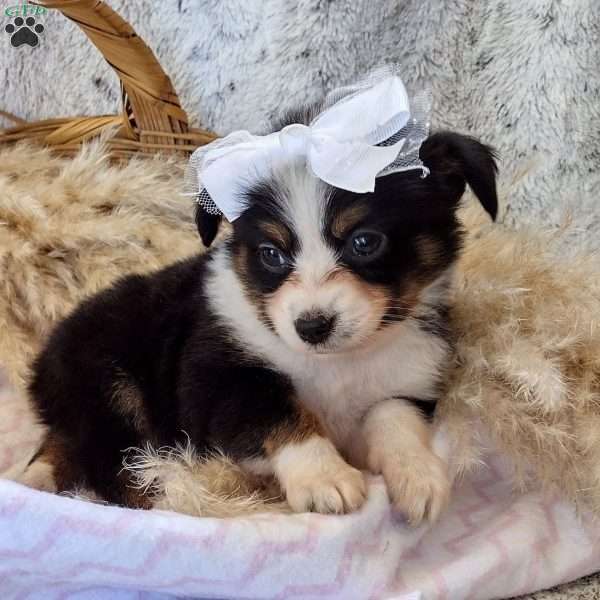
(27, 112, 497, 524)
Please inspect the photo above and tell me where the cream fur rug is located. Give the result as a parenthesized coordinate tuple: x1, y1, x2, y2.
(2, 140, 600, 514)
(0, 143, 198, 390)
(2, 142, 600, 598)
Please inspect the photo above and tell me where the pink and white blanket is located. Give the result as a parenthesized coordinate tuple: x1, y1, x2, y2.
(1, 371, 600, 600)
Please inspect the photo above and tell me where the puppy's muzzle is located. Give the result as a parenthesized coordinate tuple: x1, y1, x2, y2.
(294, 313, 335, 345)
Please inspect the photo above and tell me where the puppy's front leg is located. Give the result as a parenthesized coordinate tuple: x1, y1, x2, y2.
(263, 408, 367, 514)
(363, 398, 450, 525)
(186, 364, 366, 515)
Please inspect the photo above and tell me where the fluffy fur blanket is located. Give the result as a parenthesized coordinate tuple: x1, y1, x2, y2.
(2, 141, 600, 521)
(2, 0, 599, 235)
(3, 143, 600, 600)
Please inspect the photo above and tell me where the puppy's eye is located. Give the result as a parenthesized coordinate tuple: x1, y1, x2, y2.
(258, 243, 291, 273)
(348, 231, 387, 259)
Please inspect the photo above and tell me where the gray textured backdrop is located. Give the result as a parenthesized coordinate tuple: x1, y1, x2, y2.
(1, 0, 599, 231)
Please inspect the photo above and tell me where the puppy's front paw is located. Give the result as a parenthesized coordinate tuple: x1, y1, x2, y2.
(275, 437, 367, 514)
(376, 451, 450, 526)
(286, 461, 366, 514)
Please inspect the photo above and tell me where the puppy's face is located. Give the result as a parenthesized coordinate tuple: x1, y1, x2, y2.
(199, 131, 497, 355)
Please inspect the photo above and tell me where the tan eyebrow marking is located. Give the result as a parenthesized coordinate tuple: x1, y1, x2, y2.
(331, 203, 369, 238)
(259, 221, 291, 248)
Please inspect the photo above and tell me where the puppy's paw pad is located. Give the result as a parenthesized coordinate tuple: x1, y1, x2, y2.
(383, 453, 450, 526)
(286, 463, 366, 514)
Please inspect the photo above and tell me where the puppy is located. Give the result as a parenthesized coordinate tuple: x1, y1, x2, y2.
(26, 111, 497, 523)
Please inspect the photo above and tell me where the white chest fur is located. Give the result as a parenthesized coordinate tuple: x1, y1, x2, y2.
(286, 321, 447, 449)
(207, 247, 449, 457)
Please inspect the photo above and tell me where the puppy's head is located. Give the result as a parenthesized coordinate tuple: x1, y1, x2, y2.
(200, 129, 497, 354)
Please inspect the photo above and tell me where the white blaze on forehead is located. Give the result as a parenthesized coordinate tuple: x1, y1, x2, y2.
(273, 163, 338, 287)
(263, 163, 383, 353)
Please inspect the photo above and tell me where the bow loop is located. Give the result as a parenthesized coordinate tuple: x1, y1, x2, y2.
(279, 124, 313, 156)
(183, 68, 431, 222)
(312, 75, 410, 145)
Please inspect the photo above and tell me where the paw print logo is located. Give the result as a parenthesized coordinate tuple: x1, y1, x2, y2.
(5, 16, 44, 48)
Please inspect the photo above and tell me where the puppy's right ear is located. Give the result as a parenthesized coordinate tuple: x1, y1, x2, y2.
(195, 205, 222, 248)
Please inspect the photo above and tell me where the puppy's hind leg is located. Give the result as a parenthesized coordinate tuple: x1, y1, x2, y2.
(16, 431, 80, 494)
(76, 414, 154, 509)
(11, 457, 56, 493)
(19, 424, 152, 509)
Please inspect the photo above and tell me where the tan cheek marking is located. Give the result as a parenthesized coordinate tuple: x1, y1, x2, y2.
(264, 275, 301, 322)
(325, 268, 391, 315)
(232, 244, 271, 323)
(263, 406, 324, 456)
(397, 281, 422, 314)
(232, 244, 249, 283)
(326, 267, 431, 321)
(415, 235, 444, 269)
(331, 203, 369, 238)
(386, 277, 445, 321)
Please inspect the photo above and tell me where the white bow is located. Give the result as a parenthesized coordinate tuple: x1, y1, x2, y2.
(187, 74, 425, 222)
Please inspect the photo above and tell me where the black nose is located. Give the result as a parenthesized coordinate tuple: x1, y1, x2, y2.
(294, 314, 335, 345)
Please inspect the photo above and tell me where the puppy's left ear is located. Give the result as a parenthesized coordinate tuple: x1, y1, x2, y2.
(420, 132, 499, 221)
(195, 204, 222, 248)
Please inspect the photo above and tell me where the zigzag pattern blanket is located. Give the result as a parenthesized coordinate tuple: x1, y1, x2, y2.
(2, 370, 600, 599)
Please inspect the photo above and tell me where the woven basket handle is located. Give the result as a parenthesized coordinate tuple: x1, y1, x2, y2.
(37, 0, 189, 150)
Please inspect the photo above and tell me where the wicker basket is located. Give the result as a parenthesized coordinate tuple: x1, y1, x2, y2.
(0, 0, 217, 159)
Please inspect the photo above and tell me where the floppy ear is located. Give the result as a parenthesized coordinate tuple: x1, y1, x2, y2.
(195, 205, 222, 247)
(420, 132, 499, 221)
